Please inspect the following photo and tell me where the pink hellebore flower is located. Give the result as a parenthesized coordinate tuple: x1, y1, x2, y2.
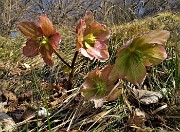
(76, 11, 110, 61)
(81, 65, 115, 99)
(18, 15, 61, 66)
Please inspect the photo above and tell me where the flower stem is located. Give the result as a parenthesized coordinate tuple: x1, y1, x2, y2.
(67, 51, 79, 90)
(53, 49, 71, 68)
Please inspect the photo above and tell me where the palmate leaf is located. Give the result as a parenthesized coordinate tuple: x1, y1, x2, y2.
(109, 30, 170, 85)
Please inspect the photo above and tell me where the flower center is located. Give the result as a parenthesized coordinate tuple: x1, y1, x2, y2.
(39, 36, 50, 50)
(96, 81, 106, 94)
(83, 33, 96, 49)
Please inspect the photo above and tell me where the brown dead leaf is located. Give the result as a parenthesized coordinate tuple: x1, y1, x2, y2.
(50, 92, 68, 108)
(20, 106, 36, 121)
(18, 90, 33, 102)
(41, 82, 62, 91)
(132, 88, 162, 105)
(1, 89, 18, 112)
(3, 91, 17, 102)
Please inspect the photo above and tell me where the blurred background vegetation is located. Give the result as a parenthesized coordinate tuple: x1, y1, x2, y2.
(0, 0, 180, 36)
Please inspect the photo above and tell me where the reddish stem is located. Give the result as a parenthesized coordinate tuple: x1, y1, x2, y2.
(67, 51, 79, 90)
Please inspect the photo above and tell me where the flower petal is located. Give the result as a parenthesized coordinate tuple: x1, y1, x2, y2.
(87, 41, 109, 62)
(23, 39, 39, 57)
(50, 33, 61, 50)
(84, 22, 110, 41)
(84, 11, 94, 24)
(76, 19, 86, 34)
(143, 44, 167, 66)
(76, 33, 84, 50)
(82, 69, 100, 99)
(18, 21, 43, 38)
(40, 46, 54, 66)
(40, 15, 56, 36)
(109, 47, 147, 86)
(79, 48, 94, 60)
(82, 67, 115, 99)
(100, 65, 114, 82)
(140, 30, 170, 44)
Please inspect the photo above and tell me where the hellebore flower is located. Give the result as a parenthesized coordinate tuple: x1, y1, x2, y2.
(109, 30, 170, 86)
(76, 11, 110, 61)
(81, 65, 120, 100)
(18, 15, 61, 66)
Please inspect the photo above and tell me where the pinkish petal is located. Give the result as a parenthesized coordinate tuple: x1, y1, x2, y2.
(140, 30, 170, 44)
(87, 41, 109, 62)
(83, 68, 100, 90)
(79, 48, 94, 60)
(100, 65, 114, 82)
(107, 86, 122, 101)
(76, 19, 86, 34)
(84, 11, 94, 24)
(76, 34, 84, 50)
(40, 46, 54, 66)
(50, 33, 61, 50)
(84, 22, 110, 41)
(81, 68, 100, 99)
(18, 21, 43, 38)
(23, 39, 40, 57)
(39, 15, 56, 36)
(82, 68, 111, 99)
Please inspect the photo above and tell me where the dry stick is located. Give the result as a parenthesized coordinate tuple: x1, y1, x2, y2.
(67, 51, 79, 90)
(53, 49, 71, 68)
